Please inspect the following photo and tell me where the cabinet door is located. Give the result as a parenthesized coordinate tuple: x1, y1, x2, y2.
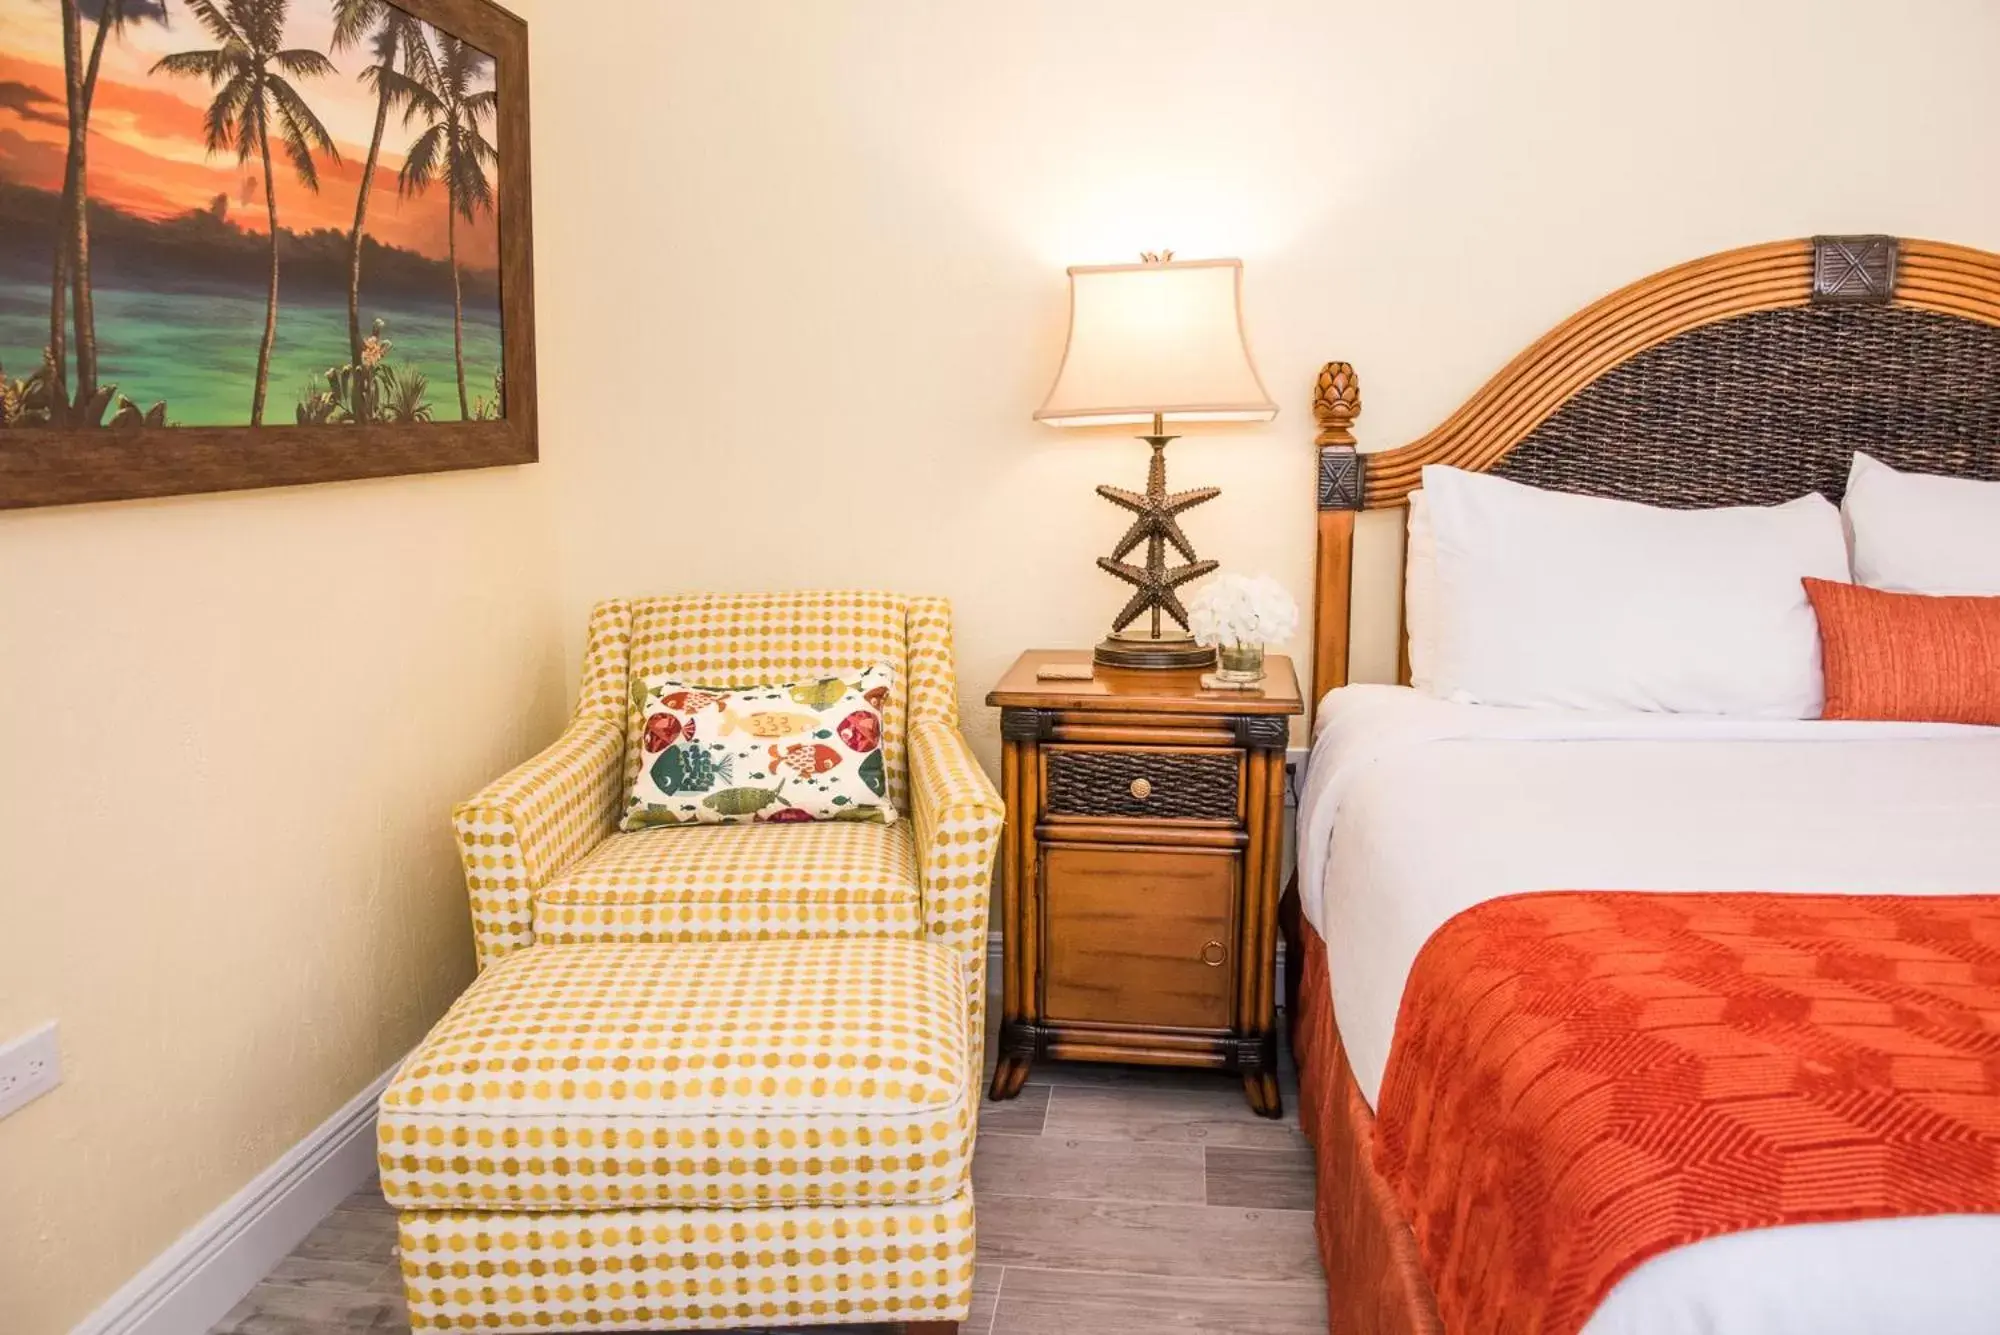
(1040, 843, 1238, 1031)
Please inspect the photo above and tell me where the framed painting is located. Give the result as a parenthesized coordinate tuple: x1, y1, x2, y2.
(0, 0, 535, 509)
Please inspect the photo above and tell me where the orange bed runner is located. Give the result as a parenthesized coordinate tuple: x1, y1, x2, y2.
(1374, 891, 2000, 1335)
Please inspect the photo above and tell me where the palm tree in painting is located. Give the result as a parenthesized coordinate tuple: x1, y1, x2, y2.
(48, 0, 172, 425)
(153, 0, 340, 426)
(329, 0, 437, 370)
(47, 0, 82, 425)
(379, 29, 496, 421)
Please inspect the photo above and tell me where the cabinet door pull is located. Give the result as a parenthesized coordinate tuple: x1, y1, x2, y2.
(1129, 777, 1153, 800)
(1201, 940, 1227, 967)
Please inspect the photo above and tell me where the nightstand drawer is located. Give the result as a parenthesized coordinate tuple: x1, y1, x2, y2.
(1043, 746, 1242, 822)
(1040, 844, 1238, 1030)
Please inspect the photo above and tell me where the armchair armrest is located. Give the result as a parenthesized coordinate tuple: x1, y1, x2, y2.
(452, 715, 624, 969)
(908, 718, 1005, 1068)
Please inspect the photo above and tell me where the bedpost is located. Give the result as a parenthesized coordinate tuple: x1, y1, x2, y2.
(1312, 363, 1364, 720)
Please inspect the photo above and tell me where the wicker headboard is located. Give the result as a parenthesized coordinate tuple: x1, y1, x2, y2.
(1308, 235, 2000, 706)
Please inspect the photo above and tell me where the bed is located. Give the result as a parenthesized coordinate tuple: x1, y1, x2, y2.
(1283, 235, 2000, 1335)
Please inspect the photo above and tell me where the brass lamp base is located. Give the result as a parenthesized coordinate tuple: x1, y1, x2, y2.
(1094, 632, 1216, 671)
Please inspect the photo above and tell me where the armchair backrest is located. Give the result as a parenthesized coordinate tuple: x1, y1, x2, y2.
(573, 591, 959, 813)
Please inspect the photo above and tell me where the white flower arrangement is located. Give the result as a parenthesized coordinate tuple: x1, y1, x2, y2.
(1186, 573, 1299, 649)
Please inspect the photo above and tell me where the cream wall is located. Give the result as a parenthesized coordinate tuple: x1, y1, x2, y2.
(0, 467, 567, 1333)
(518, 0, 2000, 747)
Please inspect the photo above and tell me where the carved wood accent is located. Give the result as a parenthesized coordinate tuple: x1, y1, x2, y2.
(1314, 361, 1361, 447)
(1310, 362, 1364, 703)
(1318, 449, 1365, 510)
(1813, 235, 1897, 304)
(1315, 361, 1366, 511)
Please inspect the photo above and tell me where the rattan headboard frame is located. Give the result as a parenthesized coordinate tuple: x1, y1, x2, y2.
(1307, 235, 2000, 712)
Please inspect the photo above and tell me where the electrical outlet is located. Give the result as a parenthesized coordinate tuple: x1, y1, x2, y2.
(0, 1022, 61, 1120)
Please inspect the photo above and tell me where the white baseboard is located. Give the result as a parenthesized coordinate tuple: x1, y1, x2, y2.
(71, 1060, 401, 1335)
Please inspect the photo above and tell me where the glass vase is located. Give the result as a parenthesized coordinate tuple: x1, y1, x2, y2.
(1214, 643, 1265, 686)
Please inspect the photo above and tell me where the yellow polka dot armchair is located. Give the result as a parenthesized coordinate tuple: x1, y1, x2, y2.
(451, 591, 1004, 1071)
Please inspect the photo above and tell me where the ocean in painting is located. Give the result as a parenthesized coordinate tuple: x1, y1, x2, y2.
(0, 0, 506, 431)
(0, 277, 502, 426)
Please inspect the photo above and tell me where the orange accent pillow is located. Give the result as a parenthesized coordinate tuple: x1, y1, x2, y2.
(1804, 578, 2000, 724)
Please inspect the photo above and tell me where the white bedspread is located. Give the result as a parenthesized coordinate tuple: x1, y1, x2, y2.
(1295, 685, 2000, 1335)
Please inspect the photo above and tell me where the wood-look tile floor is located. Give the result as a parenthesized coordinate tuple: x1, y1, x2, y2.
(214, 1021, 1323, 1335)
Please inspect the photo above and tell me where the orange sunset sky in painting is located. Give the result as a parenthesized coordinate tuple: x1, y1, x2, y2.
(0, 0, 498, 271)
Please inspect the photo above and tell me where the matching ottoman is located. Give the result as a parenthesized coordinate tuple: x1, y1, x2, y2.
(378, 937, 975, 1332)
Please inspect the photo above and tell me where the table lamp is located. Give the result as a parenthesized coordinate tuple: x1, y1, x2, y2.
(1036, 253, 1278, 669)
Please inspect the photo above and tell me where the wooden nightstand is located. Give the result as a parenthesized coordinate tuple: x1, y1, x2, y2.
(985, 649, 1304, 1117)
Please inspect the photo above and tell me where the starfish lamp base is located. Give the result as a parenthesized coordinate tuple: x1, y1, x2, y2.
(1089, 427, 1222, 670)
(1093, 629, 1216, 671)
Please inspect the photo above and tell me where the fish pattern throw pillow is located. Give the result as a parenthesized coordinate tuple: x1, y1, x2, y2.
(622, 665, 897, 829)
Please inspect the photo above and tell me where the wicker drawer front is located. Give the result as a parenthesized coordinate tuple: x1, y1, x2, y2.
(1044, 748, 1240, 822)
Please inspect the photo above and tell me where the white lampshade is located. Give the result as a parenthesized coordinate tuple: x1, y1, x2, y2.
(1035, 257, 1278, 429)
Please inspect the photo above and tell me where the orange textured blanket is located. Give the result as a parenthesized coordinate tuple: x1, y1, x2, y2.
(1374, 891, 2000, 1335)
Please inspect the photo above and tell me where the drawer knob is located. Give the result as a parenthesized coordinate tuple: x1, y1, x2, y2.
(1201, 940, 1227, 967)
(1129, 777, 1153, 800)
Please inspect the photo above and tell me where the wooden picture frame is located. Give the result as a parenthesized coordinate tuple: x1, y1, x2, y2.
(0, 0, 536, 510)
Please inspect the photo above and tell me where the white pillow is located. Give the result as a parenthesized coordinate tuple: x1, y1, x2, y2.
(1843, 451, 2000, 595)
(1423, 465, 1851, 717)
(1403, 489, 1438, 692)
